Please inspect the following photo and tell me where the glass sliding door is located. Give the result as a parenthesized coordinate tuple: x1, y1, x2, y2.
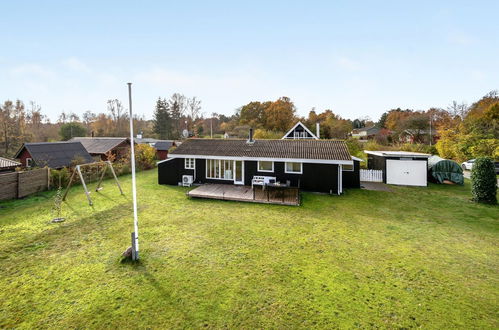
(234, 160, 244, 184)
(206, 159, 236, 181)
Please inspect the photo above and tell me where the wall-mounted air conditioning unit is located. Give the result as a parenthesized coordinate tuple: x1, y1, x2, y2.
(182, 175, 194, 187)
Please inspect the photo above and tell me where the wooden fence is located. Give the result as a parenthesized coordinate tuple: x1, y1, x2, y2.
(360, 169, 383, 182)
(0, 168, 50, 201)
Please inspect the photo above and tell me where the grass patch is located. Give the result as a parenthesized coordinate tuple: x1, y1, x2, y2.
(0, 170, 497, 328)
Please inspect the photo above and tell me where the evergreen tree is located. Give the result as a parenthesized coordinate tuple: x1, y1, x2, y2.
(471, 157, 497, 204)
(59, 122, 87, 140)
(153, 98, 172, 139)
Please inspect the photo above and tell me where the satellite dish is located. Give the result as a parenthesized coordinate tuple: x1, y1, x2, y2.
(182, 129, 189, 138)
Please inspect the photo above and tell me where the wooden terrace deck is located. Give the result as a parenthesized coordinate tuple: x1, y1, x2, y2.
(187, 184, 300, 206)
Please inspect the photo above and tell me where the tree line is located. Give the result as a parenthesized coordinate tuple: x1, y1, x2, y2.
(0, 99, 152, 157)
(1, 90, 497, 162)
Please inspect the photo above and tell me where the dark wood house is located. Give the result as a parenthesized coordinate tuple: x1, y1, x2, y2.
(0, 157, 21, 173)
(135, 137, 176, 160)
(153, 141, 175, 160)
(158, 133, 360, 194)
(70, 137, 132, 161)
(14, 142, 94, 169)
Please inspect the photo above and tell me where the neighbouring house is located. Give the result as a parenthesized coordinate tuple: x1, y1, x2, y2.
(135, 137, 163, 145)
(71, 137, 132, 161)
(350, 126, 380, 141)
(0, 157, 21, 173)
(158, 130, 360, 194)
(364, 150, 430, 186)
(153, 141, 175, 160)
(14, 142, 94, 169)
(135, 137, 176, 160)
(282, 121, 319, 140)
(400, 129, 438, 144)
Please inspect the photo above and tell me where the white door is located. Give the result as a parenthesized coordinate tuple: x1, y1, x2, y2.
(234, 160, 244, 185)
(386, 159, 427, 186)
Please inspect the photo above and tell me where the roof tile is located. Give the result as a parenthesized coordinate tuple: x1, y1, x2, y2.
(171, 139, 351, 161)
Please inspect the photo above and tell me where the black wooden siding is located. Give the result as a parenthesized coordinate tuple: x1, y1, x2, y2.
(242, 161, 339, 192)
(158, 158, 360, 193)
(158, 158, 195, 185)
(342, 160, 361, 188)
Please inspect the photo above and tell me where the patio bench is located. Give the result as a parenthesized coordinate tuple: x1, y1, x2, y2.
(251, 176, 276, 188)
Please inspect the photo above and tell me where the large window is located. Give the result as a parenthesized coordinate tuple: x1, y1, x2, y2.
(285, 162, 302, 174)
(206, 159, 233, 180)
(257, 161, 274, 172)
(293, 131, 307, 138)
(185, 158, 195, 169)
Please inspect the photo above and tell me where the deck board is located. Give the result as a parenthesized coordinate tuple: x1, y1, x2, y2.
(187, 184, 300, 206)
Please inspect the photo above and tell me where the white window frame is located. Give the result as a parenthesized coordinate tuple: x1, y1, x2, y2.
(257, 161, 274, 173)
(184, 158, 195, 169)
(284, 162, 303, 174)
(26, 158, 33, 168)
(205, 159, 234, 180)
(342, 164, 354, 172)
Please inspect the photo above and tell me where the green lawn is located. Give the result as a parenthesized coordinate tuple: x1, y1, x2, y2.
(0, 170, 497, 329)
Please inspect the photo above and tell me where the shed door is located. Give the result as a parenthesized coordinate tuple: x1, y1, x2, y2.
(386, 159, 426, 186)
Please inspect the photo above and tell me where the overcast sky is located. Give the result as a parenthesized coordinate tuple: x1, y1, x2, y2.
(1, 1, 498, 122)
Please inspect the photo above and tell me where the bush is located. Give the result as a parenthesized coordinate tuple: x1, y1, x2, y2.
(396, 143, 437, 155)
(253, 129, 284, 139)
(363, 140, 382, 152)
(135, 144, 157, 170)
(471, 157, 497, 204)
(51, 167, 71, 188)
(345, 138, 365, 161)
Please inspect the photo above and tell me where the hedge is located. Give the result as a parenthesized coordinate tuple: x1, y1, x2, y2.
(471, 157, 497, 204)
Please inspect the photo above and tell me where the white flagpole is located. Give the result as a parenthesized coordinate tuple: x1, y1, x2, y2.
(128, 82, 139, 260)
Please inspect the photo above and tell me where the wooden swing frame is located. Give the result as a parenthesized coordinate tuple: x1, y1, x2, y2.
(62, 161, 124, 206)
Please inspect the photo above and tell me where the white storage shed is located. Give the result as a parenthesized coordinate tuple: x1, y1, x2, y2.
(364, 151, 431, 187)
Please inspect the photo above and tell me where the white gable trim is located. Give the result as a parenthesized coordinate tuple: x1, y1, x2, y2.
(156, 157, 175, 165)
(281, 122, 318, 140)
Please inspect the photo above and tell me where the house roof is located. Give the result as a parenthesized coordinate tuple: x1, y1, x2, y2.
(0, 157, 21, 169)
(282, 121, 318, 139)
(15, 142, 94, 168)
(352, 126, 380, 134)
(163, 138, 352, 164)
(364, 150, 431, 158)
(70, 137, 130, 154)
(154, 141, 175, 151)
(403, 129, 437, 136)
(135, 137, 161, 144)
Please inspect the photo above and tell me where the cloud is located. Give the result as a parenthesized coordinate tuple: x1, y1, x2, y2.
(9, 64, 56, 79)
(336, 57, 361, 71)
(62, 57, 91, 72)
